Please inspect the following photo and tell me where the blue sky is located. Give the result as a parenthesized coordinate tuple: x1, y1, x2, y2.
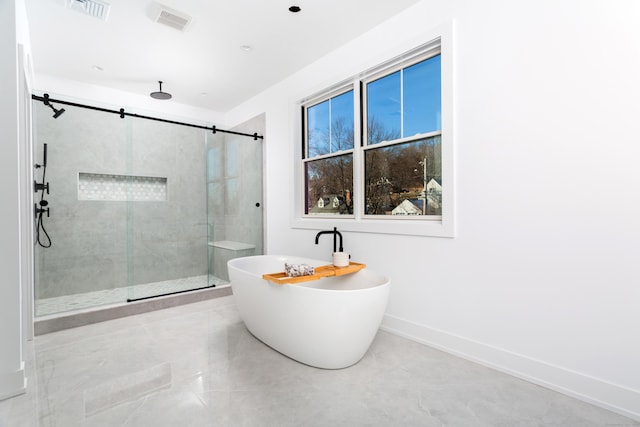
(307, 91, 353, 156)
(367, 54, 441, 141)
(307, 54, 441, 155)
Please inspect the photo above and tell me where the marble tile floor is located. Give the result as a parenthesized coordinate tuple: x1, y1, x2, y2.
(2, 296, 636, 427)
(35, 275, 228, 317)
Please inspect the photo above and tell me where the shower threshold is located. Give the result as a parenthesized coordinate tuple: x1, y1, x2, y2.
(35, 275, 228, 318)
(34, 275, 232, 335)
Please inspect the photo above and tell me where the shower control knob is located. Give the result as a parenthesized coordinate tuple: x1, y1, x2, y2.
(35, 204, 50, 218)
(39, 200, 50, 217)
(34, 181, 50, 194)
(255, 202, 261, 207)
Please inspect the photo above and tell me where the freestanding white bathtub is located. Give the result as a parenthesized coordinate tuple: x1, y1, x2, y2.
(228, 255, 390, 369)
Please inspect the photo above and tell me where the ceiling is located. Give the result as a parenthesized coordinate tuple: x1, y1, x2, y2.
(25, 0, 421, 112)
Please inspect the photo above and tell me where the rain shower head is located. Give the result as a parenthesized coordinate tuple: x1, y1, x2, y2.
(150, 81, 172, 100)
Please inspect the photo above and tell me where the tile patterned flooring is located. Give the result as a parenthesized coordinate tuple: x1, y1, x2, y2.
(35, 275, 228, 317)
(2, 296, 636, 426)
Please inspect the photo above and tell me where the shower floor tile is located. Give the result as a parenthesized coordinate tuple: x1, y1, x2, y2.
(35, 275, 228, 317)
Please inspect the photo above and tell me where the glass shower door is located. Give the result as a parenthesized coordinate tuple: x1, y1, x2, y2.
(207, 114, 264, 285)
(125, 118, 209, 301)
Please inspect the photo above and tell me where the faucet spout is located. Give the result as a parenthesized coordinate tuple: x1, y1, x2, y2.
(314, 227, 343, 253)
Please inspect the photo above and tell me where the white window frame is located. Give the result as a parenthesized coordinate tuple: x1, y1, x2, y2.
(302, 84, 356, 218)
(361, 50, 442, 221)
(292, 23, 455, 237)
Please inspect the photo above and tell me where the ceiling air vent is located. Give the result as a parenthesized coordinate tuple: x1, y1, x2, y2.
(153, 4, 192, 31)
(67, 0, 110, 21)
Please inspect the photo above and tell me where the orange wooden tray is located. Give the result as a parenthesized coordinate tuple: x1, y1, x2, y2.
(262, 262, 366, 285)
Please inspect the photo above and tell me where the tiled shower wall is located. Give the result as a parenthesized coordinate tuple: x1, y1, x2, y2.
(33, 102, 207, 299)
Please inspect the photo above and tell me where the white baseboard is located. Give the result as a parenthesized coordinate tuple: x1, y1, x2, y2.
(0, 362, 26, 401)
(381, 314, 640, 422)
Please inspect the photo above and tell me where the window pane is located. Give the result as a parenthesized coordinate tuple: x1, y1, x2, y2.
(305, 154, 353, 215)
(404, 55, 441, 136)
(307, 100, 330, 157)
(330, 91, 354, 152)
(364, 135, 441, 216)
(306, 90, 354, 158)
(367, 71, 401, 145)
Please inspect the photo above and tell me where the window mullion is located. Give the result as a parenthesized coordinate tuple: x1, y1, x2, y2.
(328, 98, 332, 154)
(353, 78, 363, 220)
(400, 68, 404, 139)
(301, 105, 307, 159)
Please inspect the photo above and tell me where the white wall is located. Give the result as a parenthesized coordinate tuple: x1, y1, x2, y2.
(33, 74, 226, 126)
(0, 0, 27, 400)
(226, 0, 640, 419)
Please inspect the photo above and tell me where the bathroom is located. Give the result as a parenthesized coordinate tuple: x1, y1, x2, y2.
(2, 0, 640, 425)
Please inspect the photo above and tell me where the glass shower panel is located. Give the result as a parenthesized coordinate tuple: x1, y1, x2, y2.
(206, 114, 264, 285)
(33, 101, 129, 317)
(126, 118, 209, 301)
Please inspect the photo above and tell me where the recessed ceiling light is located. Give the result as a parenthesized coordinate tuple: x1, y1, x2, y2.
(240, 45, 252, 52)
(92, 65, 104, 71)
(288, 5, 301, 13)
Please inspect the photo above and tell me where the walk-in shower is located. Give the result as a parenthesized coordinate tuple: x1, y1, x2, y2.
(32, 95, 264, 318)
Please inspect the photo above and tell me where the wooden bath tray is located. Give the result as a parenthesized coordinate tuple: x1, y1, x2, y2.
(262, 262, 366, 285)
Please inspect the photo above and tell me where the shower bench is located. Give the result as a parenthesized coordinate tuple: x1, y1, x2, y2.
(208, 240, 256, 282)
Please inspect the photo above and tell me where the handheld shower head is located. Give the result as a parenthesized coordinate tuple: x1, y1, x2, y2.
(35, 143, 48, 169)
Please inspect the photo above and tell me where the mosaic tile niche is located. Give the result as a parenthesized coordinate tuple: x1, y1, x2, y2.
(78, 172, 167, 201)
